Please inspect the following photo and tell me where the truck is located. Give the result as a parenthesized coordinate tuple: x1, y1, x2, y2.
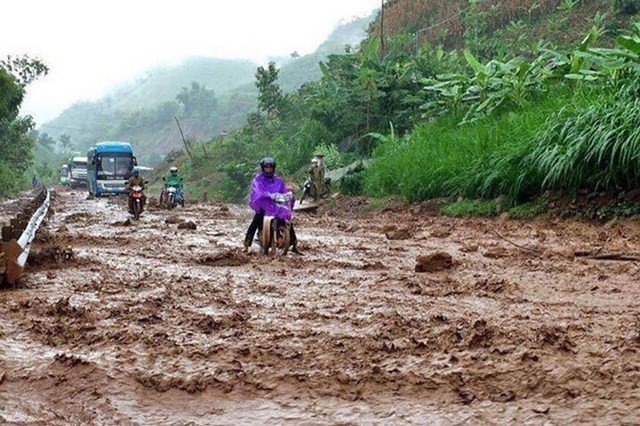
(87, 142, 137, 196)
(67, 155, 88, 188)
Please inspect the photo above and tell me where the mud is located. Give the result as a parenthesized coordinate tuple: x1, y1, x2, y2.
(1, 189, 640, 423)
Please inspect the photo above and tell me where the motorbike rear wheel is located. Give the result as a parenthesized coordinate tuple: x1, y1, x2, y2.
(133, 200, 142, 220)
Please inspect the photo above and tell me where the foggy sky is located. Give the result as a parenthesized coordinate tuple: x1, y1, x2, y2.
(1, 0, 379, 124)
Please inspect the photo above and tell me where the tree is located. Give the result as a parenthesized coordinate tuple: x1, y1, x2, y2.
(0, 55, 49, 87)
(0, 68, 24, 120)
(38, 132, 55, 147)
(58, 133, 72, 150)
(255, 62, 285, 116)
(0, 55, 48, 195)
(176, 82, 218, 118)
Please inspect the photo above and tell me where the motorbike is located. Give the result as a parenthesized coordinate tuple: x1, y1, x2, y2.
(129, 185, 146, 220)
(301, 177, 332, 204)
(160, 177, 184, 209)
(160, 186, 178, 210)
(258, 192, 294, 256)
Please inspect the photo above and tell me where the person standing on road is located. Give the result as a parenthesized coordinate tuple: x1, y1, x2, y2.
(308, 153, 326, 201)
(243, 157, 302, 254)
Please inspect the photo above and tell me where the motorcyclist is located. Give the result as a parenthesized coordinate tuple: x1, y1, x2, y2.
(243, 157, 302, 254)
(308, 153, 326, 201)
(125, 167, 146, 213)
(162, 166, 184, 206)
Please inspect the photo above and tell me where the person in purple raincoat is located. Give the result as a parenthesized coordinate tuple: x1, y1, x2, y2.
(243, 157, 302, 254)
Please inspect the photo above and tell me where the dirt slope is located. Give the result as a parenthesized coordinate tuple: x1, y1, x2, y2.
(0, 189, 639, 423)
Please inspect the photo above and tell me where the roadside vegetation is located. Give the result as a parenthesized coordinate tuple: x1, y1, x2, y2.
(173, 4, 640, 212)
(367, 22, 640, 207)
(0, 56, 48, 196)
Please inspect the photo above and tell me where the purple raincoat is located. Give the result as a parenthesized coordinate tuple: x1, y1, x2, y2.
(249, 173, 294, 221)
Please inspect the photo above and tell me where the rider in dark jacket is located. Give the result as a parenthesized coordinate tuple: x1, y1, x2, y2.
(125, 167, 146, 213)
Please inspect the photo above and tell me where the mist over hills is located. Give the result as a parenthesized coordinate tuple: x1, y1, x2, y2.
(106, 57, 258, 111)
(37, 12, 375, 165)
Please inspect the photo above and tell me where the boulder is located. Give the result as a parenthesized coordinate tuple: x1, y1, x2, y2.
(415, 252, 453, 273)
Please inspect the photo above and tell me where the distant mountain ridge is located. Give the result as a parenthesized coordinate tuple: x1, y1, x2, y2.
(106, 57, 258, 111)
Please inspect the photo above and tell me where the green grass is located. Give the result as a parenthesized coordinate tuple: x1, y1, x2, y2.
(528, 82, 640, 194)
(364, 85, 610, 204)
(440, 199, 496, 217)
(507, 200, 547, 219)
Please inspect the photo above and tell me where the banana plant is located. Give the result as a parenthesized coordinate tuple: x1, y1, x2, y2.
(550, 23, 640, 82)
(420, 73, 470, 118)
(461, 54, 549, 124)
(421, 78, 467, 118)
(423, 22, 640, 125)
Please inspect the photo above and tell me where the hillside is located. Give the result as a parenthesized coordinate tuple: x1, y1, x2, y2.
(370, 0, 633, 55)
(203, 13, 377, 102)
(38, 58, 259, 164)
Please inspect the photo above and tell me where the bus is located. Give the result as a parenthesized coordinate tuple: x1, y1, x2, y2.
(67, 155, 88, 188)
(87, 142, 137, 196)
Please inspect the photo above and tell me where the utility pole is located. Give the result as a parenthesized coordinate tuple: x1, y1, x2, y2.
(380, 0, 385, 55)
(174, 116, 193, 159)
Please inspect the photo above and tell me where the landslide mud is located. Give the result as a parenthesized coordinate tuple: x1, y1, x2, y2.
(1, 189, 639, 423)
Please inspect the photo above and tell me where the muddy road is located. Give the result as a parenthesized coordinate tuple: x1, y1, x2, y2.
(1, 189, 639, 424)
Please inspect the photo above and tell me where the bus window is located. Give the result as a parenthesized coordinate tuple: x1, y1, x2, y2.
(98, 155, 133, 176)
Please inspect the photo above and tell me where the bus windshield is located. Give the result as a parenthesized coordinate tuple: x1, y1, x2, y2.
(98, 154, 133, 177)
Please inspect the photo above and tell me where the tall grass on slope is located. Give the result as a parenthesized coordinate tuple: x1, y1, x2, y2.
(364, 90, 577, 201)
(528, 83, 640, 194)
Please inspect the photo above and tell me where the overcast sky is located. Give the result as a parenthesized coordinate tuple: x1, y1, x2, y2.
(1, 0, 379, 124)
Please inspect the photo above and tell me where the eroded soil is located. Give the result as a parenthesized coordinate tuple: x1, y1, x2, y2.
(1, 189, 639, 424)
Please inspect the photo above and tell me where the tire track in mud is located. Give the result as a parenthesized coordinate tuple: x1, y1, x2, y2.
(1, 189, 640, 423)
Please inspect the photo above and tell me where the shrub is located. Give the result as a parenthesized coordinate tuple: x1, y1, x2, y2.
(364, 84, 609, 204)
(613, 0, 640, 15)
(340, 163, 367, 195)
(0, 160, 26, 197)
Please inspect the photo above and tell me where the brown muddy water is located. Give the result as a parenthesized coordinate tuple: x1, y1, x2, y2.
(0, 189, 639, 424)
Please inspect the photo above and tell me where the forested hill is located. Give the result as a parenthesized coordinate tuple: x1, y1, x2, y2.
(36, 13, 375, 165)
